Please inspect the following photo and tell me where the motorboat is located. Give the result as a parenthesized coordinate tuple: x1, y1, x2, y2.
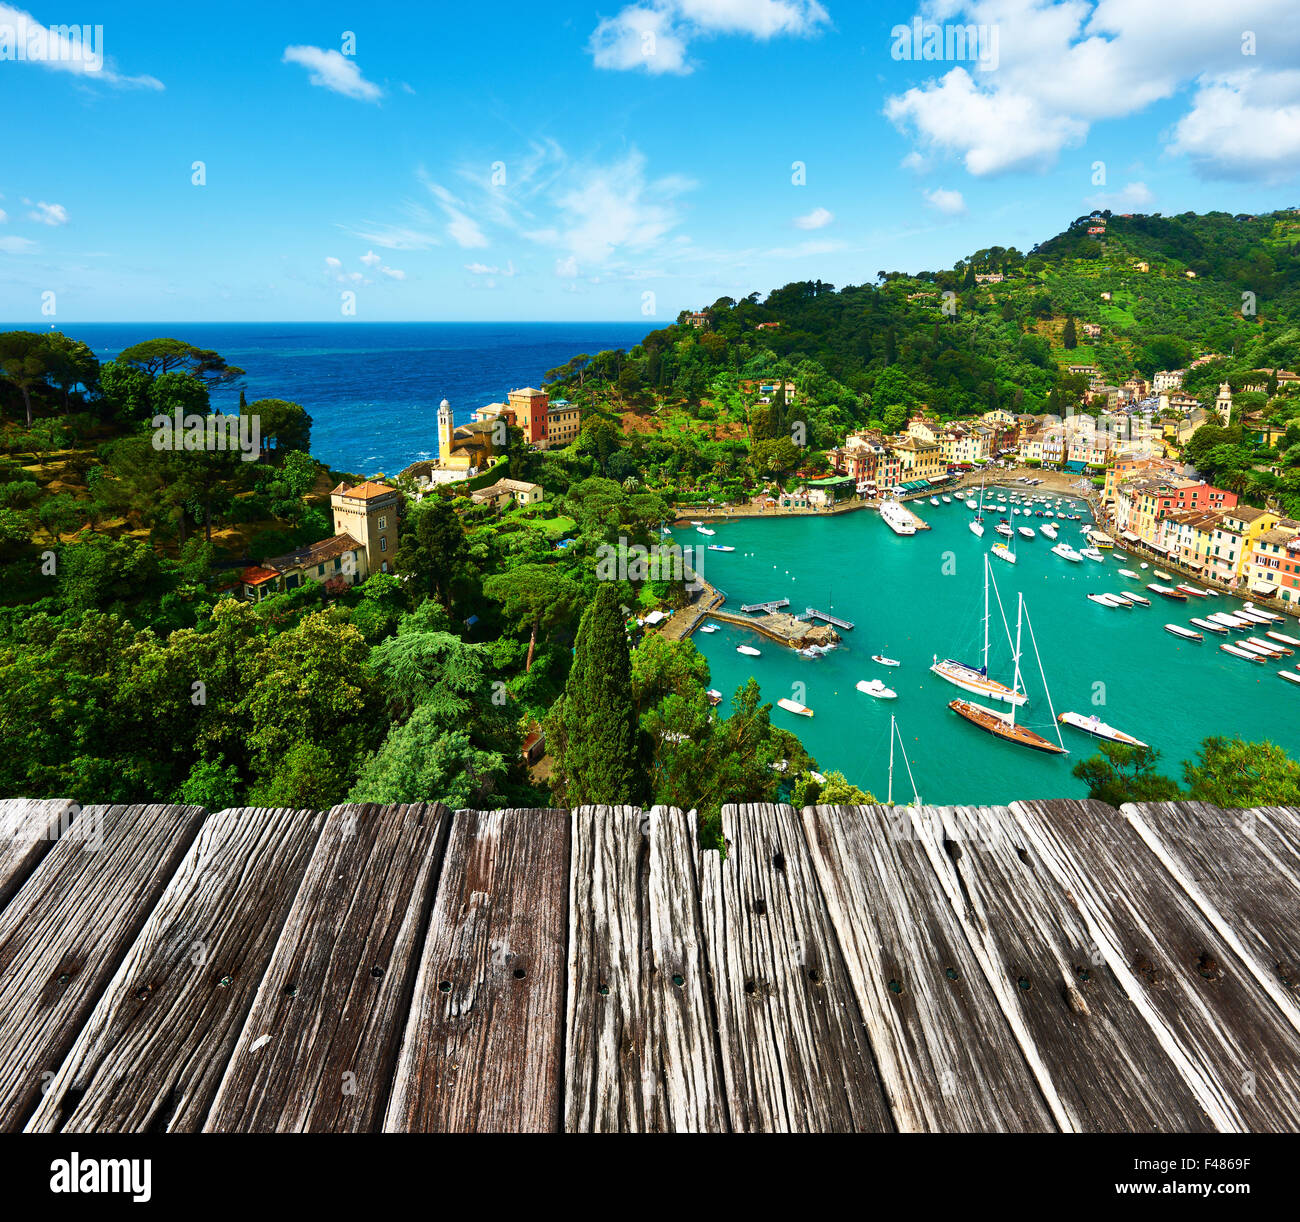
(1080, 548, 1106, 562)
(1267, 630, 1300, 648)
(1052, 543, 1083, 562)
(696, 526, 716, 536)
(1154, 570, 1174, 581)
(1177, 584, 1209, 598)
(1148, 584, 1187, 601)
(1041, 522, 1058, 540)
(1115, 592, 1150, 606)
(1118, 568, 1140, 579)
(777, 697, 814, 717)
(995, 522, 1014, 537)
(1221, 643, 1265, 662)
(1165, 624, 1204, 642)
(1191, 617, 1228, 635)
(856, 679, 897, 700)
(872, 655, 901, 667)
(707, 544, 735, 552)
(1250, 636, 1293, 656)
(736, 645, 761, 657)
(1018, 526, 1036, 539)
(1279, 671, 1300, 686)
(1058, 711, 1149, 747)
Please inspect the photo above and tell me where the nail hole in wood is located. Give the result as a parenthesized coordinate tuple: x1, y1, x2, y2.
(808, 969, 822, 984)
(217, 975, 233, 989)
(371, 965, 385, 979)
(136, 986, 152, 1002)
(888, 979, 903, 995)
(744, 980, 757, 995)
(1197, 952, 1218, 980)
(771, 852, 785, 872)
(513, 968, 526, 979)
(438, 980, 451, 993)
(945, 968, 959, 981)
(672, 974, 684, 987)
(598, 983, 609, 996)
(1016, 847, 1031, 866)
(1017, 976, 1031, 992)
(754, 898, 767, 915)
(283, 983, 298, 997)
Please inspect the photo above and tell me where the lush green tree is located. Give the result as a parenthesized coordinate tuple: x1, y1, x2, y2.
(1072, 743, 1182, 805)
(395, 497, 467, 606)
(97, 359, 155, 424)
(117, 338, 244, 386)
(0, 331, 49, 426)
(349, 714, 510, 808)
(1183, 737, 1300, 806)
(483, 563, 585, 670)
(247, 398, 313, 455)
(40, 333, 99, 411)
(546, 583, 645, 805)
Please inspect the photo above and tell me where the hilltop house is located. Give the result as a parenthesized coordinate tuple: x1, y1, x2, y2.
(330, 480, 401, 576)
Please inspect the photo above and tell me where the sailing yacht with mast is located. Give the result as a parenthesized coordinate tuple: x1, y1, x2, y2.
(930, 555, 1028, 707)
(948, 589, 1068, 755)
(968, 477, 985, 538)
(887, 715, 921, 806)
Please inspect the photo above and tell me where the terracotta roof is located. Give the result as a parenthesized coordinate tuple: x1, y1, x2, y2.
(241, 566, 280, 587)
(334, 480, 398, 501)
(265, 533, 363, 573)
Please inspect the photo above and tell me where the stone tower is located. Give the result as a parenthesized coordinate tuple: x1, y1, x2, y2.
(1214, 382, 1232, 425)
(438, 398, 454, 464)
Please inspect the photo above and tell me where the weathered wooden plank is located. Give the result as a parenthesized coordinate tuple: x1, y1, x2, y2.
(1012, 799, 1300, 1132)
(383, 809, 569, 1133)
(645, 806, 727, 1133)
(803, 805, 1054, 1132)
(1124, 802, 1300, 1039)
(913, 804, 1212, 1132)
(699, 803, 891, 1132)
(204, 803, 450, 1132)
(0, 799, 77, 913)
(563, 806, 727, 1133)
(25, 807, 323, 1133)
(0, 804, 207, 1132)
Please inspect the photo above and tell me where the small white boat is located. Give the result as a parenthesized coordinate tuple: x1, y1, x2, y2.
(856, 679, 898, 700)
(942, 495, 952, 504)
(1267, 630, 1300, 648)
(1209, 611, 1250, 629)
(1087, 593, 1125, 608)
(1280, 671, 1300, 686)
(777, 697, 814, 717)
(1154, 570, 1173, 581)
(1140, 562, 1149, 570)
(1222, 643, 1265, 663)
(1236, 609, 1272, 625)
(1012, 508, 1021, 516)
(1118, 568, 1140, 579)
(966, 499, 978, 510)
(1041, 522, 1058, 540)
(697, 624, 718, 634)
(1165, 624, 1204, 642)
(707, 544, 735, 552)
(1244, 602, 1284, 623)
(1116, 591, 1150, 606)
(1058, 711, 1149, 748)
(1238, 640, 1282, 659)
(995, 522, 1014, 538)
(1080, 548, 1105, 562)
(696, 526, 716, 536)
(1052, 543, 1083, 562)
(1250, 636, 1293, 656)
(1177, 583, 1209, 598)
(706, 689, 723, 706)
(1018, 526, 1036, 539)
(872, 655, 901, 667)
(991, 543, 1017, 565)
(689, 520, 703, 526)
(1191, 617, 1228, 636)
(737, 645, 761, 657)
(930, 496, 941, 507)
(1148, 584, 1187, 601)
(969, 519, 986, 538)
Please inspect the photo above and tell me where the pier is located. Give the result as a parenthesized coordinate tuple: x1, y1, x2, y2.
(709, 609, 839, 649)
(741, 598, 790, 613)
(804, 607, 855, 631)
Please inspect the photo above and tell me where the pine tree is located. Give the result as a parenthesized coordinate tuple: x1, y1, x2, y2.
(1063, 316, 1077, 349)
(547, 584, 645, 805)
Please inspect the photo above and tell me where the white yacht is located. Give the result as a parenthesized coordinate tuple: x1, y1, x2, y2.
(880, 500, 917, 536)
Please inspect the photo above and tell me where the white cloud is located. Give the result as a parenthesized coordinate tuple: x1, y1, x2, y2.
(424, 182, 489, 248)
(28, 201, 68, 226)
(0, 4, 163, 89)
(923, 187, 967, 216)
(794, 206, 834, 230)
(359, 250, 382, 267)
(0, 235, 36, 253)
(380, 265, 406, 280)
(1169, 70, 1300, 181)
(555, 255, 580, 279)
(0, 209, 6, 223)
(324, 256, 342, 268)
(341, 222, 440, 251)
(884, 1, 1300, 181)
(282, 45, 382, 102)
(1083, 180, 1154, 211)
(466, 261, 517, 277)
(589, 0, 828, 75)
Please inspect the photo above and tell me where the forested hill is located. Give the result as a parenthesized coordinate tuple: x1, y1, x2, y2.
(547, 208, 1300, 435)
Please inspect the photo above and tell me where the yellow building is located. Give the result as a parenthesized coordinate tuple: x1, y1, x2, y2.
(330, 480, 402, 576)
(889, 434, 945, 481)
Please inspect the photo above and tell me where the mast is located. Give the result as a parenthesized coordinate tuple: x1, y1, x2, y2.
(1010, 593, 1026, 728)
(982, 554, 991, 675)
(888, 715, 895, 805)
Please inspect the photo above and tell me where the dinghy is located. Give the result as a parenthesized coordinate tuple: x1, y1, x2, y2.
(1058, 711, 1149, 747)
(777, 697, 814, 717)
(872, 655, 901, 667)
(736, 645, 761, 657)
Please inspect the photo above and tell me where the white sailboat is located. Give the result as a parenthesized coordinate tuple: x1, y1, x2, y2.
(969, 477, 986, 538)
(930, 555, 1028, 706)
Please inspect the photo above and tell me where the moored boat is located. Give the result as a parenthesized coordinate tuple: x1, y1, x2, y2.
(1209, 611, 1250, 629)
(1080, 547, 1106, 562)
(1177, 583, 1209, 598)
(969, 519, 985, 538)
(856, 679, 897, 700)
(1058, 711, 1149, 747)
(872, 654, 901, 667)
(777, 697, 814, 717)
(707, 544, 735, 552)
(1154, 569, 1173, 581)
(1115, 591, 1150, 606)
(737, 645, 761, 657)
(949, 699, 1068, 755)
(1221, 642, 1265, 662)
(1041, 522, 1058, 540)
(1148, 584, 1187, 601)
(696, 526, 716, 536)
(995, 522, 1014, 537)
(991, 542, 1017, 565)
(1118, 568, 1140, 578)
(697, 624, 718, 634)
(1165, 624, 1204, 642)
(1052, 543, 1083, 562)
(1191, 617, 1228, 635)
(880, 499, 917, 536)
(1249, 636, 1293, 656)
(1280, 671, 1300, 686)
(1018, 526, 1036, 539)
(1268, 630, 1300, 648)
(706, 689, 723, 706)
(1087, 593, 1125, 608)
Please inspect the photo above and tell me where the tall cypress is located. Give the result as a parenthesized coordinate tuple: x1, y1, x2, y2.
(550, 584, 645, 805)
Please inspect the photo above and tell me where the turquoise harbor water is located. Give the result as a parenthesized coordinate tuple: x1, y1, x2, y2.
(675, 493, 1300, 805)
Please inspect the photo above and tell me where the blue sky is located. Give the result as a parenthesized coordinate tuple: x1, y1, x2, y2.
(1, 0, 1298, 323)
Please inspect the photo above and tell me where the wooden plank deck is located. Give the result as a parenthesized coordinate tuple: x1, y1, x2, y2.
(1012, 799, 1300, 1132)
(0, 797, 1295, 1133)
(25, 807, 323, 1133)
(205, 803, 449, 1132)
(804, 805, 1055, 1131)
(383, 809, 570, 1133)
(0, 804, 207, 1132)
(699, 803, 892, 1132)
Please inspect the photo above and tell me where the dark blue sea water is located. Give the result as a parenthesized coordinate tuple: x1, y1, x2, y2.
(51, 322, 651, 475)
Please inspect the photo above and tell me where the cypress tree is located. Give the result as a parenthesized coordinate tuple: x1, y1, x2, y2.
(549, 584, 645, 805)
(1063, 317, 1077, 349)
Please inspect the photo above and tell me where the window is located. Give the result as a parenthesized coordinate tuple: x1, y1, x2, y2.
(317, 564, 325, 576)
(380, 537, 387, 552)
(378, 516, 387, 530)
(381, 561, 389, 573)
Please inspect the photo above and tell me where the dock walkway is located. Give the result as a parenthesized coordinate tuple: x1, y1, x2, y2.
(0, 797, 1298, 1132)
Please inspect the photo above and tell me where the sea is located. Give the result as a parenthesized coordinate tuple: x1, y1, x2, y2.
(673, 497, 1300, 805)
(53, 322, 653, 475)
